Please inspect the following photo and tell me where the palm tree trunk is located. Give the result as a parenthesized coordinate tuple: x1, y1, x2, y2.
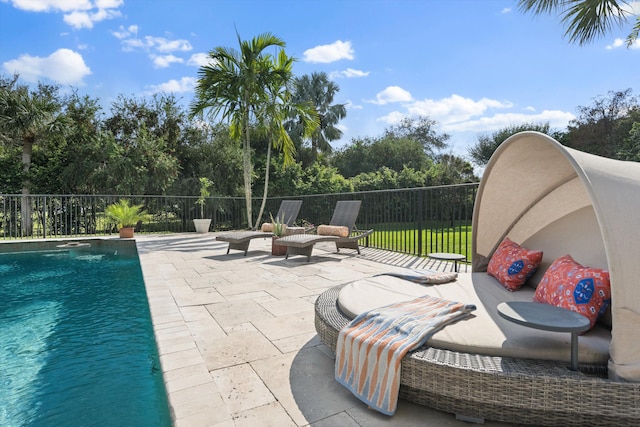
(21, 137, 34, 236)
(254, 140, 272, 230)
(242, 113, 253, 229)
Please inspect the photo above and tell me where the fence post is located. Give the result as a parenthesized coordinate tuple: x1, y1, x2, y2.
(43, 195, 47, 239)
(417, 189, 424, 257)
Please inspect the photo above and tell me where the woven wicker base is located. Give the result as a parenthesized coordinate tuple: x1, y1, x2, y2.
(315, 285, 640, 426)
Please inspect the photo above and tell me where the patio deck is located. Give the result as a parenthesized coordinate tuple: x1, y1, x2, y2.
(136, 233, 510, 426)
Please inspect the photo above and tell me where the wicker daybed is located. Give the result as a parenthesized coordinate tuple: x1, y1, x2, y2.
(315, 132, 640, 426)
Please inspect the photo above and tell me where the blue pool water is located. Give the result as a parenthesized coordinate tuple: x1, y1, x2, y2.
(0, 243, 171, 427)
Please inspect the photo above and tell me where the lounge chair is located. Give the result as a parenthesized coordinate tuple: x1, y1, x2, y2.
(216, 200, 302, 255)
(277, 200, 373, 262)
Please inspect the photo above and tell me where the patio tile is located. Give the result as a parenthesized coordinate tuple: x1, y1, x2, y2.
(160, 347, 204, 372)
(164, 363, 214, 394)
(224, 290, 273, 302)
(309, 412, 360, 427)
(271, 331, 319, 354)
(174, 408, 232, 427)
(157, 337, 197, 355)
(265, 283, 320, 299)
(169, 380, 227, 421)
(211, 364, 276, 415)
(200, 330, 281, 371)
(205, 299, 274, 328)
(231, 401, 296, 427)
(252, 311, 316, 342)
(259, 297, 314, 317)
(214, 280, 279, 297)
(251, 347, 359, 425)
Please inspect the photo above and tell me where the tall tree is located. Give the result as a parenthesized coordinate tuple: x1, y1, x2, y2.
(102, 94, 180, 194)
(332, 118, 447, 178)
(57, 91, 105, 194)
(383, 116, 450, 158)
(468, 122, 554, 167)
(290, 72, 346, 162)
(565, 89, 638, 158)
(617, 122, 640, 161)
(0, 75, 68, 235)
(171, 122, 244, 198)
(518, 0, 640, 47)
(191, 32, 314, 229)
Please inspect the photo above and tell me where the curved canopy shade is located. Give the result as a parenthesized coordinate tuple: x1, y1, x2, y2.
(471, 131, 640, 382)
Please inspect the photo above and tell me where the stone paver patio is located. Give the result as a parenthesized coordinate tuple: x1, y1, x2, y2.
(136, 233, 512, 427)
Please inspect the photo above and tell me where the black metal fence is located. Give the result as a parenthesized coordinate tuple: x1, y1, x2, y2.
(1, 183, 478, 259)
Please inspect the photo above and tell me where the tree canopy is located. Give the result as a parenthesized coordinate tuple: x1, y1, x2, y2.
(289, 72, 347, 164)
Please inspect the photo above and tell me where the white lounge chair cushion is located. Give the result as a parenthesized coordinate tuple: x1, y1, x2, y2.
(337, 272, 611, 364)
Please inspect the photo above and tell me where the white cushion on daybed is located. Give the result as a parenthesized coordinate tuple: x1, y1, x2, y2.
(337, 272, 611, 364)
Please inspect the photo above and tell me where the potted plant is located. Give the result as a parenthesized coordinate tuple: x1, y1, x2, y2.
(269, 213, 288, 256)
(194, 177, 213, 233)
(105, 199, 150, 238)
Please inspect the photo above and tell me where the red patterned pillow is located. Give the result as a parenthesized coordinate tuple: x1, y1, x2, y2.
(487, 237, 543, 291)
(533, 254, 611, 329)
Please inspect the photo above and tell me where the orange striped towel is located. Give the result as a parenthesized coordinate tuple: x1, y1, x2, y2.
(335, 295, 475, 415)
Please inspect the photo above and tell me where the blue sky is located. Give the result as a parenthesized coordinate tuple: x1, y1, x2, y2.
(1, 0, 638, 158)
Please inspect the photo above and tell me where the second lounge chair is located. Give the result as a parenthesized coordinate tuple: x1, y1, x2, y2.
(216, 200, 302, 255)
(277, 200, 373, 262)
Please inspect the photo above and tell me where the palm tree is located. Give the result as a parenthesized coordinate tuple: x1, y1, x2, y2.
(190, 32, 285, 229)
(252, 51, 318, 229)
(518, 0, 639, 47)
(0, 75, 68, 235)
(290, 72, 347, 161)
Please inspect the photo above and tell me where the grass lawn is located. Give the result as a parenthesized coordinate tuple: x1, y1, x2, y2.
(368, 224, 472, 260)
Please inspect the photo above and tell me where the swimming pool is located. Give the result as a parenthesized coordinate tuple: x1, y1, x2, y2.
(0, 240, 171, 427)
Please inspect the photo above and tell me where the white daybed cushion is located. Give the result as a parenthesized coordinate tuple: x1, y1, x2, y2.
(338, 272, 611, 364)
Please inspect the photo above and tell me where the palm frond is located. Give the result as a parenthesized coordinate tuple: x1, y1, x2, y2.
(627, 16, 640, 47)
(563, 0, 628, 45)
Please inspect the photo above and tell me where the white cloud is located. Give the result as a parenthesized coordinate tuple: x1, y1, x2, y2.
(303, 40, 354, 63)
(187, 52, 210, 67)
(151, 54, 184, 68)
(366, 86, 413, 105)
(115, 32, 193, 67)
(147, 36, 192, 53)
(501, 8, 511, 14)
(111, 24, 138, 39)
(120, 35, 192, 53)
(345, 99, 363, 110)
(6, 0, 122, 29)
(607, 37, 640, 50)
(7, 0, 92, 12)
(95, 0, 122, 8)
(444, 110, 575, 133)
(377, 111, 405, 124)
(407, 94, 512, 124)
(2, 48, 91, 85)
(330, 68, 369, 79)
(375, 93, 574, 136)
(63, 10, 93, 28)
(146, 76, 196, 94)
